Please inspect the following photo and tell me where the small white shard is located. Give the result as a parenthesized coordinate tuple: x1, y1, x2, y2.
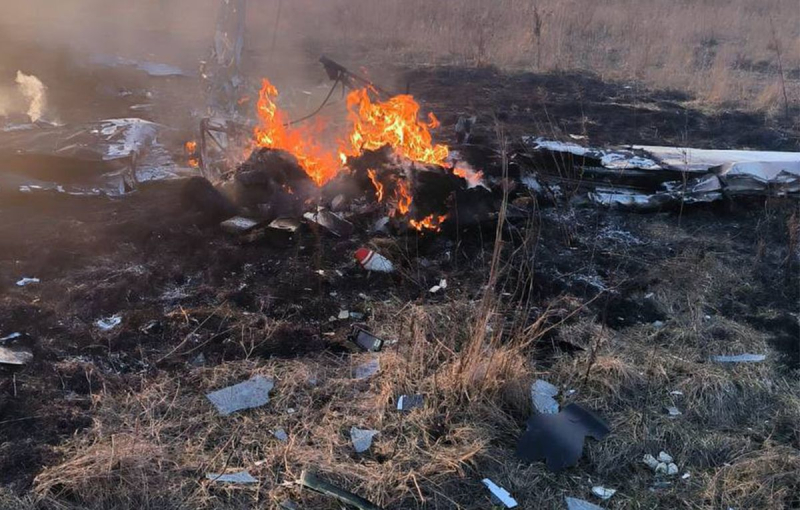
(682, 472, 691, 480)
(0, 347, 33, 365)
(531, 379, 559, 414)
(206, 470, 258, 484)
(96, 315, 122, 331)
(667, 463, 679, 476)
(354, 358, 380, 379)
(0, 332, 22, 342)
(666, 406, 682, 417)
(711, 353, 766, 363)
(658, 451, 674, 463)
(429, 279, 448, 294)
(643, 454, 659, 470)
(350, 427, 379, 453)
(670, 390, 684, 396)
(652, 320, 665, 328)
(565, 496, 604, 510)
(16, 277, 40, 287)
(273, 428, 288, 442)
(591, 486, 616, 500)
(655, 462, 668, 474)
(338, 310, 350, 320)
(206, 375, 274, 416)
(481, 479, 518, 508)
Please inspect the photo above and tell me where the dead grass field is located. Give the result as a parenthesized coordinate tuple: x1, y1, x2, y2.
(279, 0, 800, 114)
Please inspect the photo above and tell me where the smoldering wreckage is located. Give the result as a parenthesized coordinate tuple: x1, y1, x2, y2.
(0, 1, 798, 509)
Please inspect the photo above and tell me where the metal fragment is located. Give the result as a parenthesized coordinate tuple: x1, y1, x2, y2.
(350, 427, 379, 453)
(206, 375, 274, 415)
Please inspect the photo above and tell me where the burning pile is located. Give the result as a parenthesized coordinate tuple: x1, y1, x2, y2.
(244, 78, 486, 232)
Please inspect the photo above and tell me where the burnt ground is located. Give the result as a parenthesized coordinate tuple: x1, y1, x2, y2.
(0, 66, 799, 509)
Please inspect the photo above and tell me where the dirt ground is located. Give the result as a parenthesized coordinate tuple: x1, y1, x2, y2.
(1, 65, 799, 509)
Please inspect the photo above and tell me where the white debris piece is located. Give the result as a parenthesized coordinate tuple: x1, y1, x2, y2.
(429, 279, 448, 294)
(96, 314, 123, 331)
(711, 353, 766, 363)
(350, 427, 379, 453)
(355, 248, 394, 273)
(591, 486, 616, 500)
(655, 462, 669, 474)
(531, 379, 560, 414)
(273, 428, 288, 442)
(643, 454, 660, 470)
(667, 463, 679, 475)
(481, 479, 518, 508)
(206, 375, 274, 416)
(16, 277, 40, 287)
(658, 452, 674, 463)
(220, 216, 260, 234)
(565, 496, 604, 510)
(338, 310, 350, 320)
(206, 471, 258, 484)
(354, 358, 380, 379)
(682, 472, 691, 480)
(670, 390, 684, 396)
(666, 406, 682, 417)
(0, 332, 22, 342)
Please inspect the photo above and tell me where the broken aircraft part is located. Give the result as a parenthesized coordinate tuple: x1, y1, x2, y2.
(205, 375, 274, 415)
(299, 470, 384, 510)
(206, 470, 258, 484)
(350, 427, 379, 453)
(0, 346, 33, 366)
(481, 478, 519, 508)
(397, 394, 424, 412)
(531, 379, 560, 414)
(349, 327, 385, 352)
(516, 403, 610, 471)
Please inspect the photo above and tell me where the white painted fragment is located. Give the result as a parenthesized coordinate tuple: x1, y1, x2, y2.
(206, 375, 274, 416)
(350, 427, 379, 453)
(591, 486, 616, 500)
(206, 471, 258, 484)
(481, 478, 518, 508)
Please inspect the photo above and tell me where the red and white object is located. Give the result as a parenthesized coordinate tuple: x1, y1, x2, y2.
(355, 248, 394, 273)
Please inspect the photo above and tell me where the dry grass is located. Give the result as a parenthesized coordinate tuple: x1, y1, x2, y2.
(275, 0, 800, 111)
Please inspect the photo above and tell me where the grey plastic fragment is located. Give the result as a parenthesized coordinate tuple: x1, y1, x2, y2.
(711, 353, 766, 363)
(354, 358, 380, 379)
(206, 470, 258, 484)
(531, 379, 560, 414)
(206, 375, 274, 415)
(350, 427, 379, 453)
(273, 428, 288, 442)
(397, 394, 424, 412)
(565, 496, 604, 510)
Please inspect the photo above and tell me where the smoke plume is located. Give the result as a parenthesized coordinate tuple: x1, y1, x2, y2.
(15, 70, 46, 121)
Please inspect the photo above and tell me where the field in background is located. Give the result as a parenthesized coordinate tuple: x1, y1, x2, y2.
(283, 0, 800, 114)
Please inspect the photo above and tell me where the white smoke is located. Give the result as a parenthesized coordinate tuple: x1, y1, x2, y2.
(15, 71, 47, 121)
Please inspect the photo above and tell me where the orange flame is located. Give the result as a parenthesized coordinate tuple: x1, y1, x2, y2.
(253, 79, 339, 187)
(395, 180, 412, 216)
(367, 168, 384, 202)
(409, 214, 448, 232)
(341, 89, 450, 167)
(185, 141, 199, 168)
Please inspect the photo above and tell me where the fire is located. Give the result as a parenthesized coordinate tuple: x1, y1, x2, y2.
(409, 214, 448, 232)
(185, 140, 199, 168)
(395, 180, 412, 216)
(253, 79, 339, 187)
(367, 168, 384, 202)
(341, 89, 450, 167)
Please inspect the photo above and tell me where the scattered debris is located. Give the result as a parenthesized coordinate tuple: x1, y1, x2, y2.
(682, 472, 691, 480)
(667, 463, 679, 475)
(665, 406, 682, 417)
(0, 346, 33, 366)
(273, 428, 288, 443)
(95, 314, 123, 331)
(516, 403, 610, 471)
(591, 486, 616, 500)
(354, 358, 380, 379)
(350, 427, 379, 453)
(338, 310, 351, 320)
(206, 470, 258, 484)
(349, 327, 385, 352)
(643, 454, 660, 470)
(711, 353, 766, 363)
(644, 451, 680, 476)
(304, 210, 354, 237)
(670, 390, 684, 396)
(355, 248, 394, 273)
(531, 379, 560, 414)
(565, 496, 604, 510)
(429, 279, 448, 294)
(205, 375, 274, 416)
(220, 216, 260, 234)
(299, 470, 384, 510)
(371, 216, 390, 234)
(481, 478, 518, 508)
(15, 277, 39, 287)
(0, 332, 22, 342)
(658, 452, 674, 463)
(397, 394, 424, 412)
